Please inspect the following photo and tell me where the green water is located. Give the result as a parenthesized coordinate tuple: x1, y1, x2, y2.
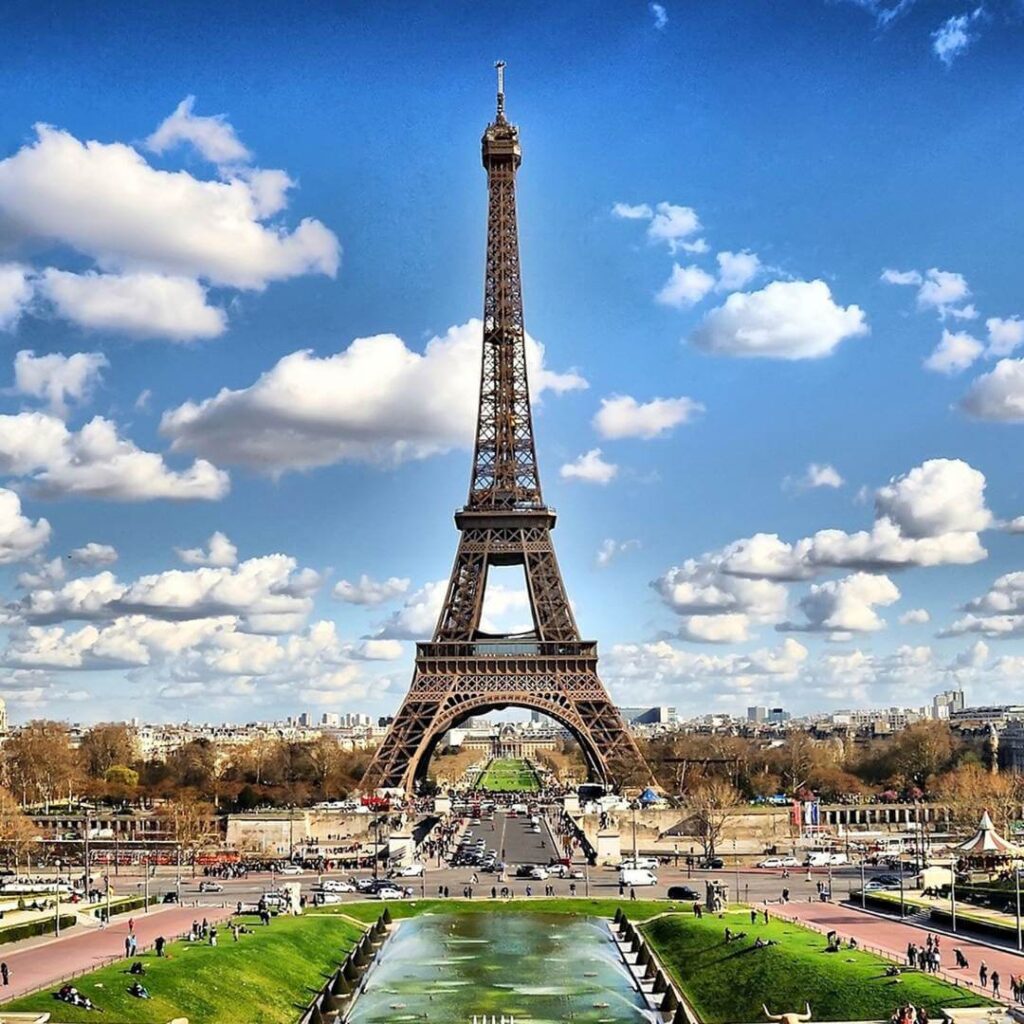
(347, 911, 654, 1023)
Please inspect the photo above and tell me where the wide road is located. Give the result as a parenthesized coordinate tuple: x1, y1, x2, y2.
(459, 809, 558, 867)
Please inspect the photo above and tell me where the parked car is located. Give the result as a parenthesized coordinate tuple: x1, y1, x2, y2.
(757, 856, 800, 869)
(161, 891, 178, 903)
(198, 881, 224, 893)
(278, 864, 303, 875)
(618, 857, 658, 871)
(667, 885, 701, 901)
(702, 858, 725, 870)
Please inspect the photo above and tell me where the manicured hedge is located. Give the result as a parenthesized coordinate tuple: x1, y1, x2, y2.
(0, 914, 77, 945)
(90, 894, 157, 919)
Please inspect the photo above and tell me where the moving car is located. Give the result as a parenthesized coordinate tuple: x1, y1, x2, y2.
(619, 868, 658, 887)
(317, 879, 356, 893)
(756, 856, 800, 869)
(278, 864, 303, 875)
(514, 865, 549, 881)
(397, 863, 425, 877)
(161, 891, 178, 903)
(667, 885, 701, 901)
(198, 881, 224, 893)
(372, 885, 412, 900)
(703, 858, 725, 870)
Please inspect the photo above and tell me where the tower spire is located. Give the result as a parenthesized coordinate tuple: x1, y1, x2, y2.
(495, 59, 506, 121)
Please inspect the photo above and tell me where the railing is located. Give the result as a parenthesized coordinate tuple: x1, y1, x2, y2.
(417, 641, 598, 659)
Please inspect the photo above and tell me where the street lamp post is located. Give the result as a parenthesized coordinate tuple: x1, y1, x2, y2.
(144, 854, 150, 914)
(899, 863, 905, 919)
(1016, 866, 1022, 952)
(104, 873, 111, 926)
(950, 856, 957, 934)
(175, 843, 182, 904)
(860, 859, 866, 910)
(631, 803, 638, 864)
(55, 858, 62, 937)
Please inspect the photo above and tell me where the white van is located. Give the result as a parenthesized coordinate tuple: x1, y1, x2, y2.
(804, 851, 849, 867)
(619, 868, 658, 887)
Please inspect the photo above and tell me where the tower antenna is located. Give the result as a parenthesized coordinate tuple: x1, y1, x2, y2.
(495, 60, 506, 120)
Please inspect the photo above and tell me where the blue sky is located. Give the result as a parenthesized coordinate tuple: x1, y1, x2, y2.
(0, 0, 1023, 724)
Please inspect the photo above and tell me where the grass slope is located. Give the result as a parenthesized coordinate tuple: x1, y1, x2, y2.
(476, 757, 540, 792)
(644, 910, 994, 1024)
(3, 913, 364, 1024)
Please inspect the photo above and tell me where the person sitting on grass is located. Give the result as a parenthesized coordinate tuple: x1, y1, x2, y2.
(128, 980, 150, 999)
(128, 961, 146, 975)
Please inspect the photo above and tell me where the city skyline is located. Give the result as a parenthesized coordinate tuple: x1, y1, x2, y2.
(2, 2, 1024, 725)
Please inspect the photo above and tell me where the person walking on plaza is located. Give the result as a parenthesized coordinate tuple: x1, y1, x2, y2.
(980, 962, 988, 989)
(124, 936, 132, 958)
(751, 909, 758, 924)
(1, 961, 9, 987)
(630, 887, 636, 901)
(991, 971, 1000, 999)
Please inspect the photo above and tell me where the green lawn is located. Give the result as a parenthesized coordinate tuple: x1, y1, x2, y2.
(476, 757, 540, 792)
(2, 913, 365, 1024)
(643, 909, 994, 1024)
(331, 896, 674, 924)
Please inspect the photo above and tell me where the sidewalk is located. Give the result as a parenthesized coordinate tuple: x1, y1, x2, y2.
(0, 905, 232, 1001)
(775, 899, 1023, 1001)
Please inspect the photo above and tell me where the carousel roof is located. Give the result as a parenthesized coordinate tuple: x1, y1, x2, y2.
(954, 810, 1024, 857)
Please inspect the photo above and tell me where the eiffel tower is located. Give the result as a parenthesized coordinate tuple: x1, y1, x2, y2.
(362, 64, 652, 795)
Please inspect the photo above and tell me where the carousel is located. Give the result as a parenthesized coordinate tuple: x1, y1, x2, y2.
(952, 809, 1024, 874)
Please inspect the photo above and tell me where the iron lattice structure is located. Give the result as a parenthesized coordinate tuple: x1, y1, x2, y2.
(362, 65, 653, 794)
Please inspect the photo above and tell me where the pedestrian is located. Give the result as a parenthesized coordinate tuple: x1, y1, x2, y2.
(908, 943, 917, 968)
(209, 926, 217, 947)
(124, 936, 132, 958)
(1, 962, 9, 987)
(618, 880, 625, 897)
(569, 883, 576, 897)
(128, 917, 135, 934)
(630, 887, 636, 902)
(980, 962, 988, 989)
(992, 971, 1001, 999)
(491, 886, 497, 899)
(763, 907, 769, 924)
(751, 909, 758, 924)
(155, 936, 165, 957)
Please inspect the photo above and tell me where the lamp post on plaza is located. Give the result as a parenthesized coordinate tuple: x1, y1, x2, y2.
(1016, 866, 1022, 952)
(144, 853, 150, 914)
(55, 858, 62, 937)
(950, 856, 958, 934)
(860, 858, 866, 910)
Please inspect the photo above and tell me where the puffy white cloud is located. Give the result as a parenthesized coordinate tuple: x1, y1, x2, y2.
(899, 608, 931, 625)
(649, 2, 668, 29)
(690, 279, 868, 359)
(932, 9, 982, 66)
(559, 448, 618, 485)
(923, 328, 984, 374)
(785, 463, 844, 491)
(0, 489, 51, 564)
(175, 531, 238, 568)
(880, 268, 923, 286)
(715, 250, 761, 292)
(0, 123, 339, 291)
(592, 394, 703, 440)
(781, 572, 900, 634)
(986, 317, 1024, 358)
(875, 458, 991, 538)
(596, 538, 641, 568)
(646, 202, 703, 253)
(69, 542, 118, 567)
(960, 358, 1024, 421)
(611, 202, 652, 220)
(146, 96, 251, 166)
(38, 270, 226, 341)
(604, 637, 808, 704)
(13, 349, 108, 415)
(885, 265, 977, 320)
(18, 556, 66, 590)
(333, 574, 411, 605)
(0, 411, 228, 501)
(13, 554, 319, 635)
(373, 580, 446, 640)
(161, 319, 585, 472)
(943, 572, 1024, 640)
(656, 263, 715, 309)
(0, 264, 33, 330)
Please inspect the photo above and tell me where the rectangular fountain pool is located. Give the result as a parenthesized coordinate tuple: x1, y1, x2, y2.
(346, 911, 656, 1023)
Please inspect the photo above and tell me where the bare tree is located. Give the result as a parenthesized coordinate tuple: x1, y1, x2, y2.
(683, 778, 742, 860)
